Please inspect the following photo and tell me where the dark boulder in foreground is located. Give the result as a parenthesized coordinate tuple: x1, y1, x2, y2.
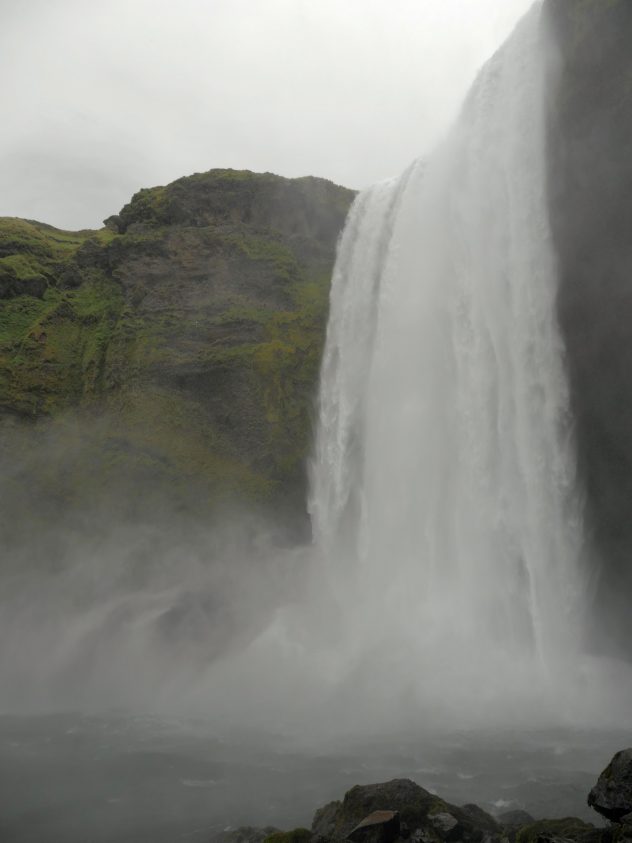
(310, 778, 500, 843)
(347, 810, 400, 843)
(588, 749, 632, 823)
(219, 750, 632, 843)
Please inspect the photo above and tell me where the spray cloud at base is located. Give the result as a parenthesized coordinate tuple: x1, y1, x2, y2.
(1, 2, 632, 740)
(189, 1, 632, 736)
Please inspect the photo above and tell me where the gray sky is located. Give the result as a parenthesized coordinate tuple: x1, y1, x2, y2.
(1, 0, 533, 230)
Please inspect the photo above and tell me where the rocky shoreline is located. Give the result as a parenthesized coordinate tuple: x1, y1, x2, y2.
(216, 750, 632, 843)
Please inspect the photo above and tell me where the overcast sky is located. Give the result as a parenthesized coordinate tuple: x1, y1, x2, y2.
(2, 0, 533, 230)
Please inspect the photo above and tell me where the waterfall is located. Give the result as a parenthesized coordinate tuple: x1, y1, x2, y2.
(308, 2, 585, 714)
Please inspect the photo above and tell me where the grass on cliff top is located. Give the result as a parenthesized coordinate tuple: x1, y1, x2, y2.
(0, 217, 115, 285)
(0, 217, 92, 260)
(116, 172, 265, 229)
(116, 167, 354, 233)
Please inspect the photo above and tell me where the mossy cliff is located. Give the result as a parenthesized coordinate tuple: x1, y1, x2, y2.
(544, 0, 632, 648)
(0, 170, 355, 525)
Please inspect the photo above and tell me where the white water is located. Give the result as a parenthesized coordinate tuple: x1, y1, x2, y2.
(306, 2, 586, 722)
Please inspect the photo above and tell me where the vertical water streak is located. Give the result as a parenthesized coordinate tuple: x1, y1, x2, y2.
(308, 165, 419, 553)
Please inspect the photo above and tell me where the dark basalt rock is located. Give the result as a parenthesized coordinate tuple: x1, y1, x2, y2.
(250, 751, 632, 843)
(588, 749, 632, 823)
(0, 266, 47, 299)
(347, 811, 400, 843)
(311, 779, 500, 843)
(533, 835, 576, 843)
(544, 0, 632, 649)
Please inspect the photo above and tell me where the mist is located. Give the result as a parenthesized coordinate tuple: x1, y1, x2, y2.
(2, 409, 631, 742)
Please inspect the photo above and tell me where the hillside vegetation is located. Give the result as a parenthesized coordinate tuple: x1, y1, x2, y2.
(0, 170, 355, 525)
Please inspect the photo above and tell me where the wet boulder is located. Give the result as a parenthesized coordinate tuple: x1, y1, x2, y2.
(347, 811, 400, 843)
(588, 749, 632, 823)
(311, 779, 500, 843)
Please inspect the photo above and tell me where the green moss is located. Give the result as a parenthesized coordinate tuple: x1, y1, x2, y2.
(0, 218, 58, 260)
(0, 274, 124, 414)
(0, 253, 47, 281)
(263, 829, 312, 843)
(91, 227, 117, 246)
(224, 233, 301, 283)
(515, 818, 598, 843)
(215, 304, 272, 326)
(0, 296, 49, 346)
(118, 186, 169, 231)
(0, 217, 93, 264)
(427, 800, 452, 816)
(106, 386, 273, 503)
(0, 217, 117, 309)
(189, 168, 262, 183)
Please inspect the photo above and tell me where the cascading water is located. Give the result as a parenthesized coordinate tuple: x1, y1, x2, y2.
(307, 1, 585, 721)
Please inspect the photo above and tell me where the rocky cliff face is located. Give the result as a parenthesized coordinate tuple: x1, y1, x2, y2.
(0, 170, 355, 530)
(544, 0, 632, 649)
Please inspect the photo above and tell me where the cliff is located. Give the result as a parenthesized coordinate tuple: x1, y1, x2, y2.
(0, 170, 355, 528)
(544, 0, 632, 649)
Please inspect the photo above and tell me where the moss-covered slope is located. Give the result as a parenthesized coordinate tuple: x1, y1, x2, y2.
(0, 169, 355, 521)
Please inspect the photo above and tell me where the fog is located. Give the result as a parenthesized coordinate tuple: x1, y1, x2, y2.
(1, 413, 631, 741)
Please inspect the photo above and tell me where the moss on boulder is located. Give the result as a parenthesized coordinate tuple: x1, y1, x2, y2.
(311, 779, 500, 843)
(264, 829, 313, 843)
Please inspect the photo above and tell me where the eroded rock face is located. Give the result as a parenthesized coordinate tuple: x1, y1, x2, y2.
(588, 749, 632, 823)
(544, 0, 632, 648)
